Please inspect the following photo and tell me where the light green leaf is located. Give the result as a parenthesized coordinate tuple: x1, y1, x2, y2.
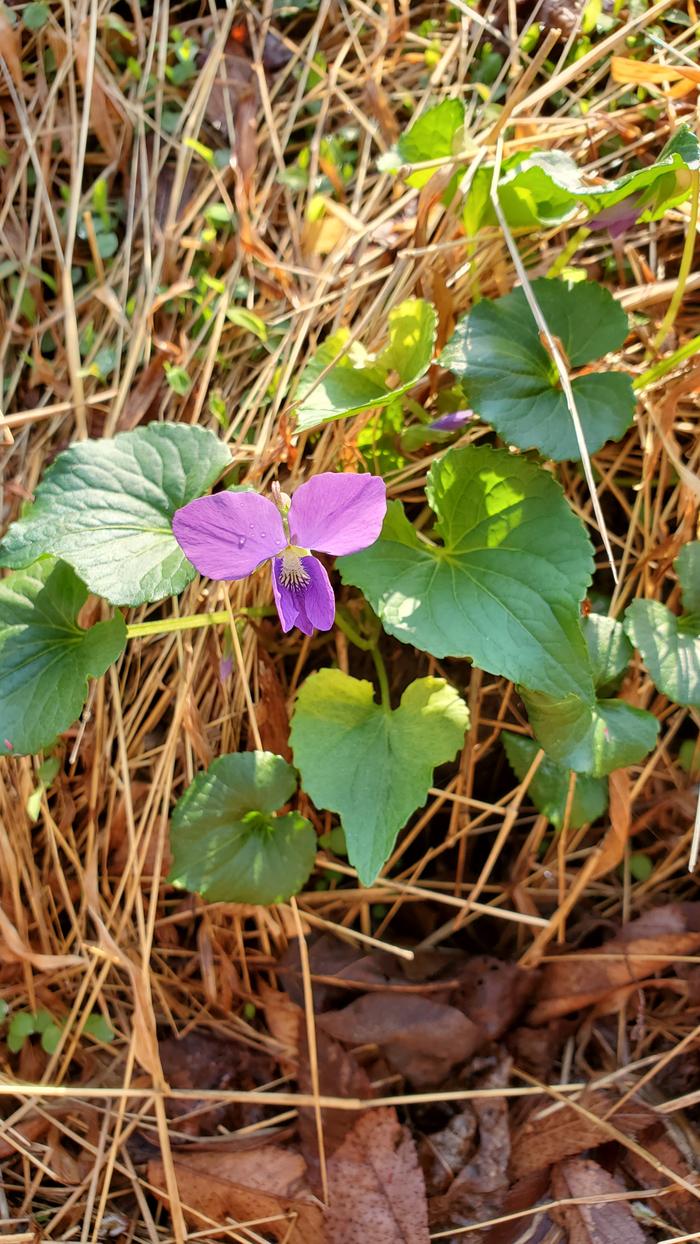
(22, 2, 50, 30)
(41, 1023, 62, 1054)
(520, 686, 659, 777)
(7, 1011, 35, 1053)
(82, 1014, 115, 1043)
(677, 541, 700, 614)
(226, 307, 267, 341)
(0, 559, 126, 758)
(340, 444, 595, 700)
(168, 751, 317, 905)
(0, 424, 230, 607)
(624, 599, 700, 707)
(582, 613, 633, 692)
(290, 670, 469, 884)
(295, 299, 437, 431)
(440, 278, 635, 460)
(396, 98, 466, 189)
(503, 731, 608, 828)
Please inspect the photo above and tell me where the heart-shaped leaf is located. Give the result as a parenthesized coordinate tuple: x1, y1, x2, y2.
(390, 98, 466, 189)
(0, 424, 231, 607)
(340, 444, 595, 701)
(295, 299, 437, 431)
(624, 599, 700, 708)
(0, 558, 126, 757)
(503, 731, 608, 828)
(168, 751, 317, 905)
(440, 278, 635, 461)
(290, 670, 469, 884)
(581, 613, 633, 694)
(520, 687, 659, 777)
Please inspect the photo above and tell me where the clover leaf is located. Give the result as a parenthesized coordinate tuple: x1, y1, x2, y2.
(440, 278, 635, 461)
(519, 609, 657, 776)
(290, 670, 469, 884)
(0, 559, 126, 758)
(339, 444, 595, 701)
(295, 299, 437, 431)
(168, 751, 317, 905)
(0, 424, 231, 607)
(503, 731, 608, 828)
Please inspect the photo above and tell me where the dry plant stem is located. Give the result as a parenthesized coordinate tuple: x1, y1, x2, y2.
(289, 897, 329, 1205)
(650, 170, 700, 355)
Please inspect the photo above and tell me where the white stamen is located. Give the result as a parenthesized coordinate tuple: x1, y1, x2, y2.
(279, 550, 310, 589)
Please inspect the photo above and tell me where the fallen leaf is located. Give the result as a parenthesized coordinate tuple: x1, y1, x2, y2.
(253, 654, 292, 761)
(621, 1124, 700, 1231)
(611, 55, 700, 97)
(592, 769, 631, 879)
(326, 1108, 430, 1244)
(479, 1172, 552, 1244)
(451, 956, 532, 1039)
(149, 1147, 325, 1241)
(0, 9, 26, 96)
(159, 1031, 275, 1135)
(427, 1052, 511, 1228)
(317, 992, 482, 1088)
(116, 355, 165, 431)
(510, 1091, 656, 1179)
(298, 1031, 373, 1196)
(550, 1157, 651, 1243)
(260, 981, 302, 1073)
(75, 27, 131, 163)
(530, 903, 700, 1023)
(205, 43, 258, 200)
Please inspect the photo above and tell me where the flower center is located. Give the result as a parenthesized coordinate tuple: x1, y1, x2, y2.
(279, 548, 310, 590)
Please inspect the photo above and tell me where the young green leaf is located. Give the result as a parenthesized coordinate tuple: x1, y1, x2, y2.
(677, 541, 700, 614)
(624, 600, 700, 707)
(22, 2, 50, 30)
(0, 559, 126, 758)
(290, 670, 469, 885)
(0, 425, 230, 607)
(520, 687, 659, 776)
(168, 751, 317, 906)
(81, 1014, 115, 1043)
(440, 278, 635, 461)
(340, 444, 595, 701)
(295, 299, 437, 431)
(502, 731, 608, 828)
(393, 98, 466, 188)
(7, 1011, 36, 1053)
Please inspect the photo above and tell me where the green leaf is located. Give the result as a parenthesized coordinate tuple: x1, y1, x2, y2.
(503, 731, 608, 828)
(677, 541, 700, 614)
(340, 444, 595, 700)
(290, 670, 469, 884)
(37, 755, 59, 784)
(0, 1000, 9, 1022)
(0, 425, 230, 607)
(81, 1013, 115, 1043)
(96, 231, 118, 259)
(0, 559, 126, 758)
(40, 1023, 62, 1054)
(507, 125, 700, 224)
(26, 787, 43, 821)
(168, 751, 317, 905)
(164, 363, 191, 395)
(7, 1011, 35, 1052)
(226, 307, 267, 341)
(520, 686, 659, 776)
(440, 278, 635, 460)
(22, 2, 50, 30)
(295, 299, 437, 431)
(582, 613, 633, 693)
(395, 98, 466, 188)
(624, 599, 700, 707)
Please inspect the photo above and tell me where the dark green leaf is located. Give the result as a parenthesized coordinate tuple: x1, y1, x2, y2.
(503, 731, 608, 827)
(340, 444, 595, 700)
(624, 599, 700, 707)
(290, 670, 469, 884)
(0, 425, 230, 607)
(440, 278, 635, 460)
(169, 751, 317, 905)
(582, 613, 633, 692)
(677, 541, 700, 614)
(0, 559, 126, 758)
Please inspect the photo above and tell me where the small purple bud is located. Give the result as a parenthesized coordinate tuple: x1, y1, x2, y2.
(429, 410, 475, 432)
(219, 655, 234, 682)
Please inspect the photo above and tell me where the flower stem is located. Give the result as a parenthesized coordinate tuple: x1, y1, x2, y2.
(649, 170, 699, 356)
(125, 607, 274, 640)
(546, 225, 590, 278)
(335, 608, 391, 709)
(370, 645, 391, 711)
(634, 332, 700, 391)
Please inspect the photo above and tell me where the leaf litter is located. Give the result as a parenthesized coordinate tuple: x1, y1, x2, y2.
(2, 0, 700, 1237)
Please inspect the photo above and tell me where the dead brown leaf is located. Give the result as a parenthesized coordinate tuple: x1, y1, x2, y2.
(621, 1125, 700, 1232)
(530, 903, 700, 1023)
(0, 10, 27, 97)
(317, 991, 482, 1088)
(298, 1032, 373, 1196)
(592, 769, 631, 879)
(149, 1147, 325, 1241)
(205, 43, 258, 200)
(510, 1091, 656, 1179)
(253, 654, 292, 760)
(116, 355, 165, 432)
(550, 1157, 651, 1243)
(158, 1032, 275, 1135)
(75, 28, 131, 164)
(326, 1107, 430, 1244)
(451, 956, 532, 1039)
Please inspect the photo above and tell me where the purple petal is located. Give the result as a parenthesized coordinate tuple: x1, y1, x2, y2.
(429, 409, 474, 432)
(271, 555, 335, 635)
(172, 492, 286, 580)
(588, 195, 643, 239)
(288, 473, 387, 557)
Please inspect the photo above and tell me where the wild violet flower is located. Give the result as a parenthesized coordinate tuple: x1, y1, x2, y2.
(172, 473, 387, 636)
(587, 193, 644, 240)
(429, 409, 475, 432)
